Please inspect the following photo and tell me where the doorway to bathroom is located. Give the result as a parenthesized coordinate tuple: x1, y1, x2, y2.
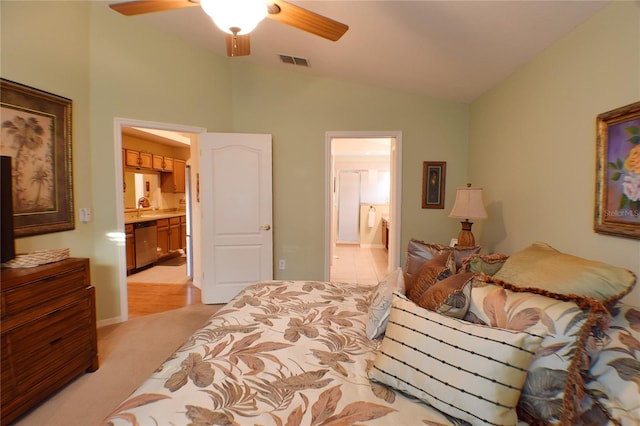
(325, 131, 402, 285)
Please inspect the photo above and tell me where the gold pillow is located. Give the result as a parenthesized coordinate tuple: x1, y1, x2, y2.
(493, 241, 636, 303)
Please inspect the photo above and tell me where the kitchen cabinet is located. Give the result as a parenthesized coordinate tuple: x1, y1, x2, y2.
(157, 218, 170, 258)
(125, 223, 135, 273)
(152, 154, 173, 172)
(161, 159, 186, 193)
(1, 258, 98, 425)
(125, 149, 152, 169)
(169, 217, 181, 252)
(157, 217, 182, 257)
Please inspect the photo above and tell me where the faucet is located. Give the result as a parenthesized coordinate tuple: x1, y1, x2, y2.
(137, 196, 150, 217)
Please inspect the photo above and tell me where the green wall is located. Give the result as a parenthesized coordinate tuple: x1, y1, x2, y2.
(229, 63, 469, 279)
(2, 1, 233, 320)
(3, 1, 637, 320)
(469, 1, 640, 303)
(1, 1, 468, 322)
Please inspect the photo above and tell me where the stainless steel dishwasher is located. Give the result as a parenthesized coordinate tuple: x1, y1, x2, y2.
(134, 220, 158, 269)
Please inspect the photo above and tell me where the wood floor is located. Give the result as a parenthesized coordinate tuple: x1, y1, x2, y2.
(127, 282, 201, 319)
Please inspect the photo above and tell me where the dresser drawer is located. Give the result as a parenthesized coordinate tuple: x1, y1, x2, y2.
(1, 260, 89, 319)
(3, 291, 95, 395)
(0, 258, 97, 425)
(0, 335, 15, 406)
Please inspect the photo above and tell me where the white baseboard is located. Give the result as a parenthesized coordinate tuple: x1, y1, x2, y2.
(98, 316, 124, 328)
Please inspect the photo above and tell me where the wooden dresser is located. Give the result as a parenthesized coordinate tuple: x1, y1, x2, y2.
(1, 258, 98, 424)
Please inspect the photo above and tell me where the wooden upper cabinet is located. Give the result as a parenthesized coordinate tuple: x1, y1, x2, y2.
(125, 149, 139, 168)
(125, 149, 152, 169)
(139, 152, 152, 168)
(161, 159, 186, 193)
(152, 155, 173, 172)
(173, 159, 186, 192)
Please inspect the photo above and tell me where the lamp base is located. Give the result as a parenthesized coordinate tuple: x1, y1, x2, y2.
(457, 220, 475, 247)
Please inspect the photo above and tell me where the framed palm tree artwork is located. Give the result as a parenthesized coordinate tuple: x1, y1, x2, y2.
(0, 79, 74, 237)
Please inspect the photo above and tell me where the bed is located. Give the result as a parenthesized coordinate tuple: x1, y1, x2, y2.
(103, 241, 639, 426)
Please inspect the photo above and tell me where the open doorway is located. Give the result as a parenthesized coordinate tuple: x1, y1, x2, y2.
(114, 118, 206, 322)
(325, 131, 402, 284)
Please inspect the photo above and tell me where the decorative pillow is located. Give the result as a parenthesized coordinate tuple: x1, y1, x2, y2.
(583, 303, 640, 425)
(464, 279, 607, 425)
(460, 253, 509, 275)
(492, 241, 636, 303)
(405, 252, 454, 303)
(365, 268, 405, 339)
(405, 239, 480, 277)
(415, 271, 475, 319)
(370, 293, 545, 426)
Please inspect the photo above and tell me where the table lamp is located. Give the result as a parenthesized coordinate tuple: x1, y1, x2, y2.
(448, 183, 487, 247)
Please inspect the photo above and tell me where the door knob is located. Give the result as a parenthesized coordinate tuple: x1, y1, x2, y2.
(261, 224, 271, 231)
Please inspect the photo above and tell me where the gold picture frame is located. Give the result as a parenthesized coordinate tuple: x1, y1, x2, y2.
(422, 161, 446, 209)
(594, 101, 640, 240)
(0, 79, 74, 237)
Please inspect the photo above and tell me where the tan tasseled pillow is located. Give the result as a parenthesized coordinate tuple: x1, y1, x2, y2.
(406, 251, 455, 303)
(416, 272, 475, 319)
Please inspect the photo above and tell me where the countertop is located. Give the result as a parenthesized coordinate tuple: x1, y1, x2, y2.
(124, 211, 185, 225)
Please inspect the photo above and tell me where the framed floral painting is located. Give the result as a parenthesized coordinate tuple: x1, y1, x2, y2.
(594, 101, 640, 240)
(0, 79, 74, 237)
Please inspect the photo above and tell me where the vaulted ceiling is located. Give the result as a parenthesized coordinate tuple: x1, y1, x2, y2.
(112, 0, 609, 103)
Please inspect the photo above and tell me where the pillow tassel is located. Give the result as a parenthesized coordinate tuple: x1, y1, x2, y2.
(560, 308, 605, 425)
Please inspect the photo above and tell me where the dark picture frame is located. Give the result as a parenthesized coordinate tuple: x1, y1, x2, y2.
(422, 161, 446, 209)
(594, 101, 640, 240)
(0, 79, 74, 237)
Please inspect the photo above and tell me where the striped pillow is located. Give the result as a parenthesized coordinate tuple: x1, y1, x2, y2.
(369, 293, 545, 426)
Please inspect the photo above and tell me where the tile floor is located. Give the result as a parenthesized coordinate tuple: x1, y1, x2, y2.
(127, 256, 190, 284)
(329, 244, 389, 286)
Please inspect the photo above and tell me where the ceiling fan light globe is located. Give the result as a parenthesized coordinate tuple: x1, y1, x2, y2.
(200, 0, 267, 35)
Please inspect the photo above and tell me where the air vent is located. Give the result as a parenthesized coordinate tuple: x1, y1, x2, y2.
(279, 54, 310, 67)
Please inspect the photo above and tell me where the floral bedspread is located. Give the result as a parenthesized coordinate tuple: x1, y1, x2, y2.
(103, 281, 467, 426)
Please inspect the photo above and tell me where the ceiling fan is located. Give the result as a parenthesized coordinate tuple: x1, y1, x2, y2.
(109, 0, 349, 57)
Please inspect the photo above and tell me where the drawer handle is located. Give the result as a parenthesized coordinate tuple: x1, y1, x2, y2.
(49, 337, 63, 345)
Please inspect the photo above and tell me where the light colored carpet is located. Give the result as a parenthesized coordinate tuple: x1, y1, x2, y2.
(14, 303, 222, 426)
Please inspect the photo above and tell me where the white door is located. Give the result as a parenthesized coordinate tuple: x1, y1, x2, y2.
(200, 133, 272, 303)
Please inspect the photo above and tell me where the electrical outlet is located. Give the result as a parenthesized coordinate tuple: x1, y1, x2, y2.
(279, 259, 286, 270)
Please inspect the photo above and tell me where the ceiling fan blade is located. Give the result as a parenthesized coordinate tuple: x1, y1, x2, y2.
(225, 34, 251, 57)
(267, 0, 348, 42)
(109, 0, 198, 16)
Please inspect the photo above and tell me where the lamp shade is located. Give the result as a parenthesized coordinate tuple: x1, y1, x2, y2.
(201, 0, 268, 35)
(449, 185, 487, 220)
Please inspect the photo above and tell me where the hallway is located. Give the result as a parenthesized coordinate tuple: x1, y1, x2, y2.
(330, 244, 389, 286)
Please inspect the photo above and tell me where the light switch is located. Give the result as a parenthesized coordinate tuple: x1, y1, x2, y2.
(79, 207, 92, 223)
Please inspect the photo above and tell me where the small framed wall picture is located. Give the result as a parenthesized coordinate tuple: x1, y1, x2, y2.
(422, 161, 446, 209)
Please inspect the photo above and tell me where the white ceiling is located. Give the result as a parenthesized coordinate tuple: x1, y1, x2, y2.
(115, 0, 609, 103)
